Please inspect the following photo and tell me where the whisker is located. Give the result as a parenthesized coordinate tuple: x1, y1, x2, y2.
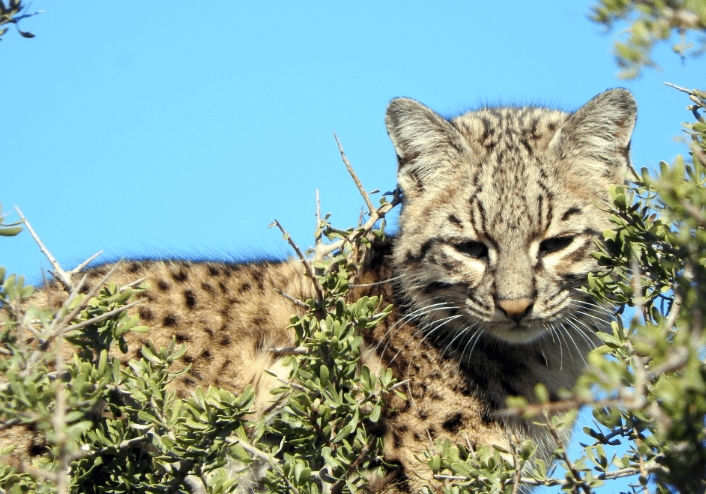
(389, 313, 463, 367)
(548, 323, 565, 370)
(391, 312, 465, 416)
(572, 312, 612, 328)
(439, 321, 474, 359)
(538, 346, 549, 368)
(376, 302, 452, 344)
(350, 275, 403, 288)
(569, 299, 614, 315)
(374, 303, 457, 370)
(569, 317, 604, 347)
(559, 321, 588, 365)
(377, 302, 453, 339)
(401, 315, 464, 378)
(460, 325, 484, 362)
(570, 299, 615, 316)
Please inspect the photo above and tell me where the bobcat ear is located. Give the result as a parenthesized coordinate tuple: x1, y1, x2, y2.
(549, 88, 637, 184)
(386, 98, 471, 197)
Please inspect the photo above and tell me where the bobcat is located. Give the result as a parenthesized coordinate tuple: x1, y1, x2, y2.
(2, 88, 637, 491)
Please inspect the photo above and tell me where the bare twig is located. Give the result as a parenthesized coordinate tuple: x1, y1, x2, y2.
(631, 256, 646, 323)
(120, 277, 147, 292)
(273, 288, 309, 309)
(227, 437, 302, 494)
(510, 435, 522, 494)
(71, 251, 104, 276)
(334, 133, 374, 214)
(648, 345, 689, 377)
(15, 207, 70, 289)
(315, 189, 322, 250)
(271, 374, 309, 393)
(681, 199, 706, 228)
(59, 299, 145, 333)
(268, 346, 309, 356)
(389, 379, 410, 391)
(15, 207, 103, 292)
(272, 219, 323, 303)
(0, 418, 20, 431)
(689, 140, 706, 168)
(663, 285, 683, 331)
(226, 437, 272, 463)
(22, 263, 123, 375)
(662, 83, 705, 104)
(434, 451, 663, 489)
(636, 435, 649, 494)
(164, 458, 197, 494)
(328, 437, 375, 493)
(662, 81, 694, 94)
(52, 307, 71, 494)
(684, 257, 704, 343)
(543, 411, 591, 494)
(49, 262, 119, 335)
(45, 272, 90, 335)
(315, 188, 401, 259)
(495, 393, 634, 419)
(630, 351, 649, 409)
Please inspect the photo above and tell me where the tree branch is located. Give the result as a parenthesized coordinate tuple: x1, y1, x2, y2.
(272, 219, 323, 304)
(334, 132, 374, 214)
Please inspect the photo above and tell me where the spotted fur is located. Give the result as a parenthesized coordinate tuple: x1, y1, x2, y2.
(2, 89, 637, 492)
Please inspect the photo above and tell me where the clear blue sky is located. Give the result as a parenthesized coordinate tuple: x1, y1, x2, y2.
(2, 2, 702, 492)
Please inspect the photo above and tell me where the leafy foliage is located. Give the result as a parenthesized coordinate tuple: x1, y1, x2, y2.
(0, 271, 259, 494)
(0, 183, 401, 493)
(257, 192, 400, 493)
(590, 0, 706, 78)
(581, 85, 706, 494)
(2, 79, 705, 494)
(259, 285, 397, 493)
(0, 204, 23, 237)
(2, 2, 706, 492)
(0, 0, 42, 41)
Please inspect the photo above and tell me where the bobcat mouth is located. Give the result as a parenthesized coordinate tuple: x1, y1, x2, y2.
(486, 321, 547, 344)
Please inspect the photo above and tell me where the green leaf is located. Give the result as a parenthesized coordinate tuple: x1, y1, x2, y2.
(0, 226, 22, 236)
(534, 384, 549, 404)
(369, 403, 381, 423)
(319, 364, 330, 384)
(66, 420, 94, 439)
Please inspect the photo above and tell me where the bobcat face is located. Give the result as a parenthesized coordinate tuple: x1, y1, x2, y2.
(385, 89, 637, 348)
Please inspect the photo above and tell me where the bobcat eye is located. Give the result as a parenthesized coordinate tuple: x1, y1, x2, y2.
(454, 241, 489, 259)
(539, 236, 575, 254)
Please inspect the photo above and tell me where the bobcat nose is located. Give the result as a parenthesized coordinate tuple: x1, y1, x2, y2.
(497, 297, 534, 321)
